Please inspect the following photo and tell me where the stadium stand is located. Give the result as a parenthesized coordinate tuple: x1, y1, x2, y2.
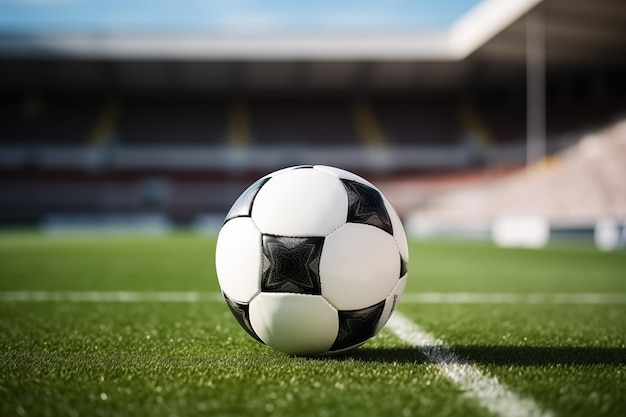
(0, 96, 99, 145)
(0, 0, 625, 226)
(250, 98, 359, 147)
(374, 97, 463, 146)
(406, 120, 626, 247)
(472, 92, 527, 144)
(116, 98, 227, 145)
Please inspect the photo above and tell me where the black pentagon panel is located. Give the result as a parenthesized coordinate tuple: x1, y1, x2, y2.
(261, 235, 324, 295)
(400, 258, 408, 278)
(292, 165, 314, 170)
(223, 293, 264, 344)
(341, 179, 393, 235)
(224, 177, 270, 223)
(330, 300, 386, 352)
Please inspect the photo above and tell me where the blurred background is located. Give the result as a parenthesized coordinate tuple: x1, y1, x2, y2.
(0, 0, 625, 249)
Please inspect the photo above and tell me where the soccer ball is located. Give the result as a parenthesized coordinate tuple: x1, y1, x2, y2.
(215, 165, 408, 356)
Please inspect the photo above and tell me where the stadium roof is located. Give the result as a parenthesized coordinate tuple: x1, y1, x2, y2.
(0, 0, 624, 93)
(0, 0, 623, 64)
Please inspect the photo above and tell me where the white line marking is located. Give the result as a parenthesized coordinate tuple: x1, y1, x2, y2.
(0, 291, 224, 302)
(0, 291, 625, 304)
(387, 312, 554, 417)
(0, 291, 624, 305)
(402, 292, 626, 304)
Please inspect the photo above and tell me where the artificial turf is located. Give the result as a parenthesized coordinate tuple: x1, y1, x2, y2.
(0, 233, 624, 417)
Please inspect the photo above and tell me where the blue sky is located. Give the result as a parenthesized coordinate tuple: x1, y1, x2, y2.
(0, 0, 481, 34)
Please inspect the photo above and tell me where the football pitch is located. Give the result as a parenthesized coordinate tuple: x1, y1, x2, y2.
(0, 233, 624, 417)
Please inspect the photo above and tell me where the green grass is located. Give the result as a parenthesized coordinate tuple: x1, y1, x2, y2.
(0, 233, 625, 417)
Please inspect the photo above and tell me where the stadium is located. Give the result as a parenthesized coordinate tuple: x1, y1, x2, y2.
(0, 0, 625, 416)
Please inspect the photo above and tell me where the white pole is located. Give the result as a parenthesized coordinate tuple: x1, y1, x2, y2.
(526, 6, 546, 169)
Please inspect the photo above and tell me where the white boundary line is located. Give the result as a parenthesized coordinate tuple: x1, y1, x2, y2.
(401, 292, 626, 304)
(387, 312, 554, 417)
(0, 291, 224, 303)
(0, 291, 625, 304)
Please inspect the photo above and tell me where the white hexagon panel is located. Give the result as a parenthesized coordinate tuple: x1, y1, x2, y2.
(319, 223, 400, 311)
(252, 168, 348, 237)
(249, 293, 339, 356)
(215, 217, 262, 303)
